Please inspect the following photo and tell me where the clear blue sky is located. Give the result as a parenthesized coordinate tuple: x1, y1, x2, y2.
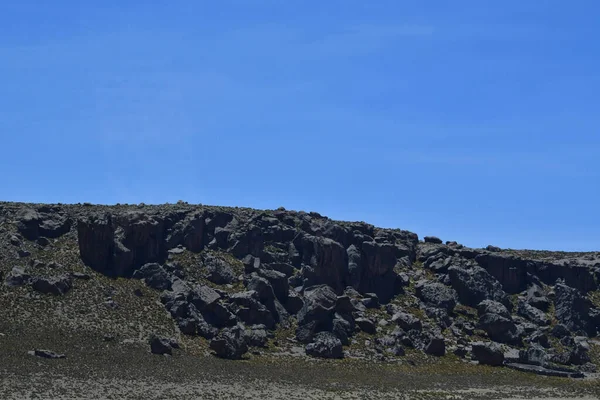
(1, 1, 599, 251)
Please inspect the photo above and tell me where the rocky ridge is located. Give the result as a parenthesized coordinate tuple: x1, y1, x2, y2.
(1, 201, 600, 377)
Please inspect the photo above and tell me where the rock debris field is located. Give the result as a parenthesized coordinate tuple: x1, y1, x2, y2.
(1, 201, 600, 398)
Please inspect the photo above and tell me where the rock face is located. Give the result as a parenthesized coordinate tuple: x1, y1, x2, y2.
(2, 201, 600, 369)
(448, 266, 508, 307)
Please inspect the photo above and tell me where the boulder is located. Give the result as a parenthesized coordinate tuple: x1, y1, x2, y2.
(392, 311, 422, 332)
(424, 336, 445, 356)
(31, 275, 72, 295)
(133, 263, 172, 290)
(257, 268, 289, 302)
(210, 324, 248, 359)
(355, 317, 377, 334)
(244, 325, 269, 347)
(472, 342, 504, 366)
(415, 281, 457, 311)
(284, 291, 304, 315)
(305, 331, 343, 359)
(230, 291, 275, 329)
(4, 267, 31, 287)
(149, 336, 173, 355)
(424, 236, 442, 244)
(296, 285, 337, 343)
(526, 284, 550, 311)
(478, 312, 521, 345)
(17, 208, 71, 240)
(477, 300, 511, 319)
(203, 254, 235, 285)
(518, 344, 547, 366)
(30, 349, 66, 359)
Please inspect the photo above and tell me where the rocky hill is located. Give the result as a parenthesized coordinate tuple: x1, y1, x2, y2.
(1, 201, 600, 383)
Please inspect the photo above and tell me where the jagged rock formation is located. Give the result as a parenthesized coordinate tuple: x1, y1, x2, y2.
(1, 201, 600, 375)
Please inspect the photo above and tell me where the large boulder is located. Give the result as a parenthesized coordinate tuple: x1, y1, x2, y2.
(149, 335, 174, 355)
(230, 291, 276, 329)
(472, 342, 504, 366)
(210, 324, 248, 359)
(424, 336, 446, 356)
(296, 285, 337, 343)
(392, 311, 422, 331)
(305, 331, 343, 359)
(203, 254, 235, 285)
(415, 281, 457, 311)
(448, 265, 508, 307)
(16, 208, 71, 240)
(478, 312, 521, 345)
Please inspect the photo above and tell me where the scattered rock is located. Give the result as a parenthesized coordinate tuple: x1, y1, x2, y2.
(29, 349, 66, 359)
(31, 275, 72, 295)
(4, 267, 31, 287)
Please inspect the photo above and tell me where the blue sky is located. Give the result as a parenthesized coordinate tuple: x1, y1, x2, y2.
(1, 1, 599, 251)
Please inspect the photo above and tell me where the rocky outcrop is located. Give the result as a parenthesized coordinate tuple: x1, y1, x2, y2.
(2, 201, 600, 369)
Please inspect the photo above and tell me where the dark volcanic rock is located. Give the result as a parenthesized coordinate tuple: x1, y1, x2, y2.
(300, 236, 348, 293)
(4, 267, 31, 287)
(424, 236, 442, 244)
(554, 282, 594, 335)
(415, 281, 457, 311)
(359, 241, 399, 302)
(210, 324, 248, 359)
(424, 336, 445, 356)
(17, 208, 71, 240)
(31, 275, 72, 295)
(305, 331, 343, 359)
(296, 285, 337, 343)
(149, 335, 173, 355)
(30, 349, 66, 359)
(475, 253, 529, 293)
(472, 342, 504, 366)
(203, 254, 235, 285)
(448, 265, 508, 307)
(133, 263, 172, 290)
